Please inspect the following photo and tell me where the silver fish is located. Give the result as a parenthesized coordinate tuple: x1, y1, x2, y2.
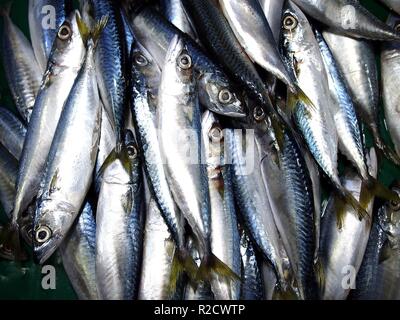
(0, 107, 26, 160)
(0, 145, 18, 219)
(1, 11, 86, 261)
(219, 0, 296, 92)
(291, 0, 400, 40)
(319, 149, 378, 300)
(161, 0, 198, 39)
(127, 7, 245, 118)
(29, 0, 71, 72)
(96, 130, 144, 300)
(323, 29, 400, 165)
(33, 25, 102, 264)
(1, 5, 42, 123)
(59, 201, 99, 300)
(382, 14, 400, 158)
(202, 110, 241, 300)
(261, 261, 278, 300)
(258, 0, 284, 42)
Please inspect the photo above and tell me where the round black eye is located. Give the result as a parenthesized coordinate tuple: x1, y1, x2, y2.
(253, 106, 266, 122)
(134, 53, 148, 67)
(395, 23, 400, 33)
(178, 53, 192, 70)
(218, 89, 233, 104)
(209, 126, 223, 143)
(35, 226, 52, 243)
(283, 15, 298, 31)
(58, 24, 72, 40)
(127, 144, 137, 159)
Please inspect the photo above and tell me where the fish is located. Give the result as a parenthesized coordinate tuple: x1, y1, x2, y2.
(130, 37, 196, 290)
(381, 14, 400, 159)
(95, 130, 144, 300)
(0, 107, 26, 160)
(218, 0, 297, 93)
(160, 0, 198, 39)
(323, 29, 400, 166)
(59, 201, 99, 300)
(291, 0, 400, 41)
(0, 145, 18, 220)
(258, 0, 284, 42)
(0, 11, 87, 261)
(281, 1, 367, 218)
(127, 6, 245, 118)
(202, 110, 241, 300)
(29, 0, 72, 72)
(319, 148, 378, 300)
(260, 119, 318, 299)
(1, 4, 42, 123)
(378, 0, 400, 15)
(91, 0, 128, 141)
(33, 19, 105, 264)
(158, 35, 235, 282)
(240, 232, 265, 300)
(260, 261, 278, 300)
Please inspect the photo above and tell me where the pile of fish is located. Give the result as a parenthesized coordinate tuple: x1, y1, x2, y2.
(0, 0, 400, 300)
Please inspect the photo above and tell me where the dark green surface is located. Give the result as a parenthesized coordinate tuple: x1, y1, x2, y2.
(0, 0, 399, 300)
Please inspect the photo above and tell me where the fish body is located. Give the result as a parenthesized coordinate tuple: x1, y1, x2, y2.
(319, 149, 378, 300)
(0, 107, 26, 160)
(128, 7, 245, 117)
(161, 0, 197, 39)
(29, 0, 71, 71)
(258, 0, 284, 42)
(59, 201, 99, 300)
(96, 130, 144, 300)
(33, 33, 101, 264)
(0, 145, 18, 218)
(1, 7, 42, 122)
(291, 0, 400, 40)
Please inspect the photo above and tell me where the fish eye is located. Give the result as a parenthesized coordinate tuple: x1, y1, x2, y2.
(178, 53, 192, 70)
(283, 14, 298, 31)
(134, 53, 148, 67)
(209, 126, 223, 143)
(35, 226, 52, 244)
(126, 144, 138, 159)
(395, 23, 400, 33)
(218, 89, 233, 104)
(253, 106, 266, 122)
(58, 24, 72, 40)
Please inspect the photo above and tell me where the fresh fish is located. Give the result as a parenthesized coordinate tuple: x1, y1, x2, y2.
(91, 0, 128, 140)
(158, 36, 235, 282)
(261, 120, 318, 299)
(59, 201, 99, 300)
(160, 0, 197, 39)
(202, 110, 241, 300)
(291, 0, 400, 41)
(29, 0, 72, 71)
(33, 21, 104, 263)
(96, 130, 144, 300)
(225, 125, 290, 291)
(281, 1, 367, 217)
(261, 261, 278, 300)
(130, 37, 195, 289)
(258, 0, 284, 42)
(319, 149, 378, 300)
(240, 233, 264, 300)
(1, 5, 42, 123)
(378, 0, 400, 15)
(0, 11, 87, 261)
(218, 0, 297, 93)
(382, 14, 400, 158)
(0, 107, 26, 160)
(0, 145, 18, 219)
(127, 6, 245, 118)
(323, 30, 400, 165)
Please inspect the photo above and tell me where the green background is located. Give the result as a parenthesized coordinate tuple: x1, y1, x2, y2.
(0, 0, 399, 299)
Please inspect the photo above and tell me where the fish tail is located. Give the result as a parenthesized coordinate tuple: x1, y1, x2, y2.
(292, 85, 317, 114)
(334, 183, 370, 222)
(168, 248, 199, 294)
(0, 222, 27, 261)
(0, 2, 12, 17)
(371, 127, 400, 166)
(76, 13, 108, 45)
(272, 282, 299, 300)
(314, 257, 325, 296)
(365, 175, 399, 203)
(197, 253, 240, 283)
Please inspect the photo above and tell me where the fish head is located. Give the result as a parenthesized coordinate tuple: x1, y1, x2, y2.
(33, 198, 77, 264)
(379, 184, 400, 246)
(47, 10, 86, 72)
(201, 110, 225, 167)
